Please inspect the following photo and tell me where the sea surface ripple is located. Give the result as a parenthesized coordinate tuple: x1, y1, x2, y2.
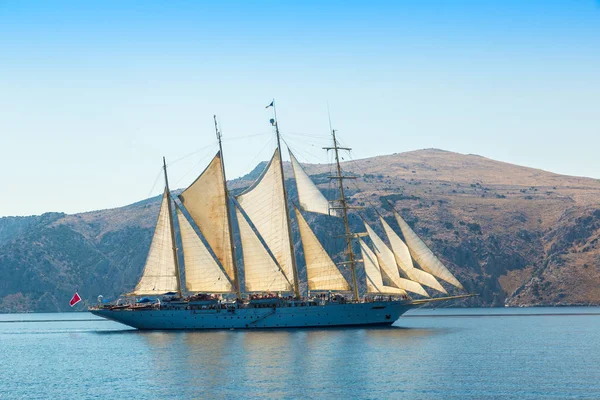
(1, 307, 599, 399)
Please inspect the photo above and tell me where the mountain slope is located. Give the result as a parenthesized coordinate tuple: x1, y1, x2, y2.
(1, 148, 599, 312)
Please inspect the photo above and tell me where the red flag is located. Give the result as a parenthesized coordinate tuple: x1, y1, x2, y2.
(69, 292, 82, 307)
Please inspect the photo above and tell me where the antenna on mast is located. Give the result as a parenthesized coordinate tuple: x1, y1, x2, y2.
(214, 115, 222, 143)
(327, 101, 333, 133)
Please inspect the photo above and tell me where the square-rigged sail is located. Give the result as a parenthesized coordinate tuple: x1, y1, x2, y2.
(394, 211, 464, 290)
(364, 221, 429, 297)
(379, 216, 447, 294)
(360, 239, 406, 295)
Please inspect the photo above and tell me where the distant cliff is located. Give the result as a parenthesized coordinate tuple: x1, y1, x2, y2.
(1, 149, 600, 312)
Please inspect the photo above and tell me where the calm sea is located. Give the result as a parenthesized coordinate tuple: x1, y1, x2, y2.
(1, 307, 599, 399)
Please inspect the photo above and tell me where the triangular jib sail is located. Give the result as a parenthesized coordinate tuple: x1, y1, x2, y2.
(379, 216, 447, 294)
(394, 211, 464, 289)
(236, 148, 296, 292)
(289, 150, 336, 216)
(364, 221, 429, 297)
(176, 207, 234, 293)
(178, 152, 236, 283)
(294, 207, 350, 291)
(359, 239, 406, 295)
(130, 189, 179, 295)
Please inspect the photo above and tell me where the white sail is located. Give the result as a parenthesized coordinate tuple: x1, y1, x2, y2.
(178, 152, 235, 282)
(289, 150, 335, 216)
(359, 239, 406, 295)
(236, 206, 293, 292)
(364, 221, 429, 297)
(394, 211, 464, 289)
(130, 189, 179, 295)
(236, 148, 296, 291)
(294, 207, 350, 291)
(379, 216, 447, 294)
(176, 208, 234, 293)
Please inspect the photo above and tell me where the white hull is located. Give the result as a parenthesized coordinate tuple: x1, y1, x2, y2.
(90, 300, 416, 330)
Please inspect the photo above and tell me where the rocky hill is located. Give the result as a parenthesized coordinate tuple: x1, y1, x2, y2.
(1, 149, 599, 312)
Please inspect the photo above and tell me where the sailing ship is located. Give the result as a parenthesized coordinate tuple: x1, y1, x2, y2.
(90, 106, 472, 330)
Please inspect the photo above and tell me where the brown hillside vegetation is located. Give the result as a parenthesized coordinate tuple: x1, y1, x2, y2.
(1, 148, 599, 311)
(330, 149, 600, 306)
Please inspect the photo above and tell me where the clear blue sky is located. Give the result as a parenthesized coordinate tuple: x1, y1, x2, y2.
(1, 0, 599, 217)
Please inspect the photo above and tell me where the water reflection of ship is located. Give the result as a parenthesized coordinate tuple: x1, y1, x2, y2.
(137, 326, 443, 397)
(90, 103, 472, 330)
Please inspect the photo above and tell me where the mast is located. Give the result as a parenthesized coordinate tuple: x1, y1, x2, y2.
(269, 101, 301, 299)
(325, 130, 360, 300)
(163, 157, 183, 298)
(214, 115, 242, 298)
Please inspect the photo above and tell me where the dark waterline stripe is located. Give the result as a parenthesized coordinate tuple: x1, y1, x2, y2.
(2, 312, 599, 324)
(403, 313, 600, 318)
(0, 319, 108, 323)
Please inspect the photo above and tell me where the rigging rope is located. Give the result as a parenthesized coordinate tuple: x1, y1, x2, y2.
(340, 149, 392, 214)
(147, 168, 164, 199)
(172, 147, 216, 187)
(221, 132, 271, 142)
(168, 142, 218, 166)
